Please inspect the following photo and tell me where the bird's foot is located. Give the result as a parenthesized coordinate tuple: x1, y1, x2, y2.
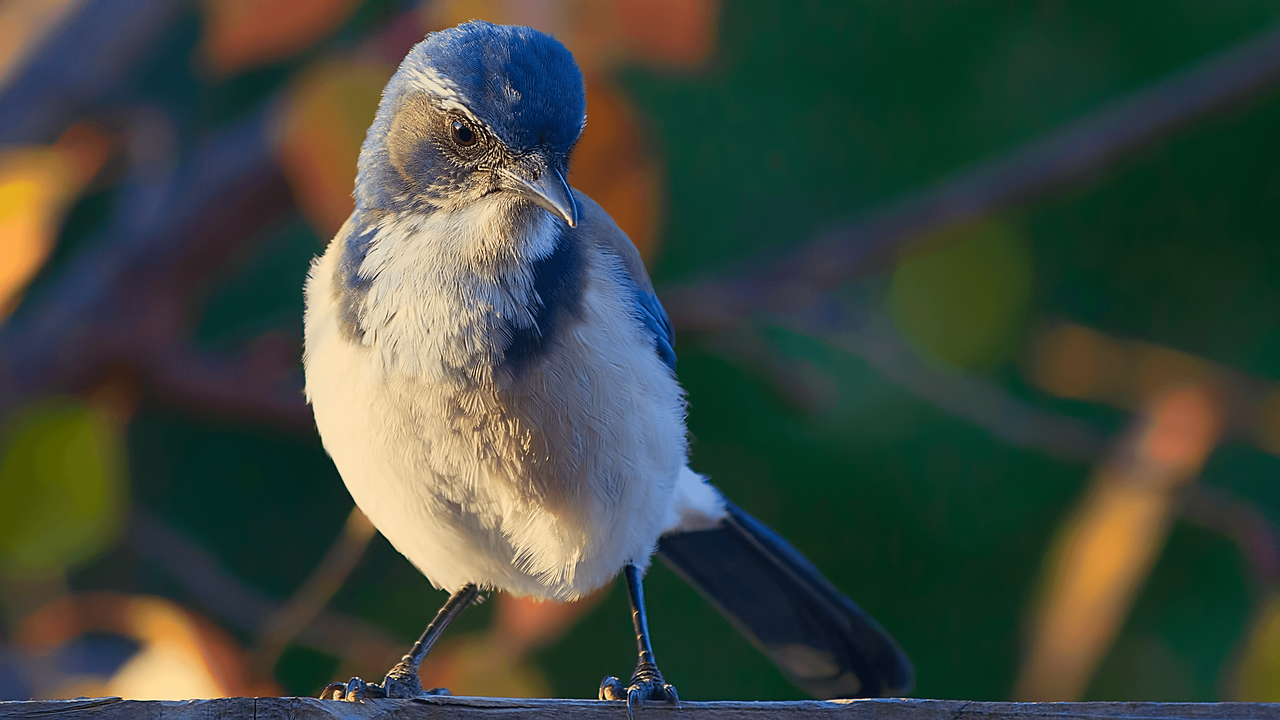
(318, 658, 451, 701)
(599, 658, 678, 719)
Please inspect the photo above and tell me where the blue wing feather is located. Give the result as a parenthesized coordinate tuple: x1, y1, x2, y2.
(575, 188, 676, 372)
(634, 288, 677, 372)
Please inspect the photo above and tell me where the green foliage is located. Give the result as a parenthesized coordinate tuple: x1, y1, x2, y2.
(27, 0, 1280, 702)
(0, 398, 126, 578)
(615, 0, 1279, 700)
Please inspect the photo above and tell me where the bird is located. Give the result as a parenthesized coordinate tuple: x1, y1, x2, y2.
(302, 20, 913, 712)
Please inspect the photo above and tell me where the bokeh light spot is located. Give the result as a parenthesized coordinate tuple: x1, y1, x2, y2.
(888, 220, 1033, 371)
(0, 398, 127, 578)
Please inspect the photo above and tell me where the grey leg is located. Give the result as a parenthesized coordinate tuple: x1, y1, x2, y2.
(320, 583, 480, 701)
(599, 565, 679, 718)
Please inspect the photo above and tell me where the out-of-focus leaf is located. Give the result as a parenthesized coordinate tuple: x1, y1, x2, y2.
(1235, 594, 1280, 700)
(424, 0, 720, 70)
(0, 122, 111, 318)
(1028, 322, 1280, 458)
(0, 397, 127, 578)
(888, 219, 1033, 371)
(18, 592, 280, 699)
(1014, 386, 1223, 700)
(1257, 391, 1280, 456)
(276, 60, 390, 238)
(417, 592, 600, 698)
(1029, 323, 1131, 401)
(200, 0, 363, 75)
(419, 633, 549, 698)
(567, 81, 664, 259)
(613, 0, 719, 67)
(1031, 323, 1218, 407)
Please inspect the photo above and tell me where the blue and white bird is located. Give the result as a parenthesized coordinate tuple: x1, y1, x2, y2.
(303, 21, 912, 710)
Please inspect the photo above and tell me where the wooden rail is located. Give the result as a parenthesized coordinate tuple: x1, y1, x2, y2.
(1, 698, 1278, 720)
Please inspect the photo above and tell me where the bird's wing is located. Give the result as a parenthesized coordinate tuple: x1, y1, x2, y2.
(632, 285, 677, 371)
(572, 190, 677, 372)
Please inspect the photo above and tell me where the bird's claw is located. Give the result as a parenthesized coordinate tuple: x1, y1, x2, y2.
(599, 662, 678, 719)
(319, 677, 386, 701)
(318, 661, 452, 701)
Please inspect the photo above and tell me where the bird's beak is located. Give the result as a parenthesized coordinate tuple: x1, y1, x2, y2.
(501, 166, 578, 228)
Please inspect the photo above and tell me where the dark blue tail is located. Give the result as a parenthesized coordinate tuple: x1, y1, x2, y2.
(656, 500, 913, 698)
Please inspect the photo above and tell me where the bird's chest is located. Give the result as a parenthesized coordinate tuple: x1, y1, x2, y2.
(305, 235, 687, 594)
(364, 263, 599, 492)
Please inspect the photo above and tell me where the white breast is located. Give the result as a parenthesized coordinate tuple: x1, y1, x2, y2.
(302, 203, 717, 600)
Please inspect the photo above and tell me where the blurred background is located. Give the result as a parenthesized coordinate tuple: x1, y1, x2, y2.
(1, 0, 1279, 704)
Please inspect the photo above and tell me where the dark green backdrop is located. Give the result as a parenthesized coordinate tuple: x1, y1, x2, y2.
(36, 0, 1280, 702)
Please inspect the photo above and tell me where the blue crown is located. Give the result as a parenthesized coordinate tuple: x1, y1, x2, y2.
(404, 21, 585, 156)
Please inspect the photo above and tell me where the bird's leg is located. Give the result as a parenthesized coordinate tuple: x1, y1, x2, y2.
(599, 564, 679, 717)
(320, 583, 479, 701)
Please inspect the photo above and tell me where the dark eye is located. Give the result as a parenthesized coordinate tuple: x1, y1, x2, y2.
(451, 119, 478, 147)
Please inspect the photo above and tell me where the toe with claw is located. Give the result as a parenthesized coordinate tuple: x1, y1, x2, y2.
(317, 658, 452, 701)
(599, 658, 679, 719)
(319, 676, 385, 701)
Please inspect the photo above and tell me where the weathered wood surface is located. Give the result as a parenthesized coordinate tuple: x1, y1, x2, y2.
(1, 698, 1279, 720)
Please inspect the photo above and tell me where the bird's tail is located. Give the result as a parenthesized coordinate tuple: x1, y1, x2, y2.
(656, 500, 914, 698)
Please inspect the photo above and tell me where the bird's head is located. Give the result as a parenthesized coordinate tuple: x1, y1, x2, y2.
(356, 21, 585, 228)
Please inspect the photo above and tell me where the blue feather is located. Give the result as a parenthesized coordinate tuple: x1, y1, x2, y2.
(634, 288, 677, 372)
(500, 224, 586, 374)
(333, 215, 380, 343)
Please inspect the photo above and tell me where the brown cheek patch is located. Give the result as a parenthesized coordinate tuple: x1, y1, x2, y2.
(386, 94, 439, 186)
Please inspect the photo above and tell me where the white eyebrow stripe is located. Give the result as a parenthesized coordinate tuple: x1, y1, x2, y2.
(403, 65, 490, 132)
(404, 65, 463, 102)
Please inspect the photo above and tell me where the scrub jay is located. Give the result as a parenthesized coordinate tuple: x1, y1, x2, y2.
(303, 20, 912, 712)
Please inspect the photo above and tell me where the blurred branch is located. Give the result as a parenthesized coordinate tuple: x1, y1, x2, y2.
(252, 507, 378, 674)
(0, 7, 427, 429)
(662, 22, 1280, 333)
(145, 339, 310, 429)
(1180, 486, 1280, 701)
(806, 300, 1106, 462)
(127, 507, 404, 673)
(0, 0, 189, 145)
(1180, 484, 1280, 591)
(1177, 485, 1280, 700)
(1029, 321, 1280, 456)
(723, 296, 1107, 462)
(0, 103, 297, 421)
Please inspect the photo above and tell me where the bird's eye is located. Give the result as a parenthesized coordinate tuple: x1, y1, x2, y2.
(451, 119, 478, 147)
